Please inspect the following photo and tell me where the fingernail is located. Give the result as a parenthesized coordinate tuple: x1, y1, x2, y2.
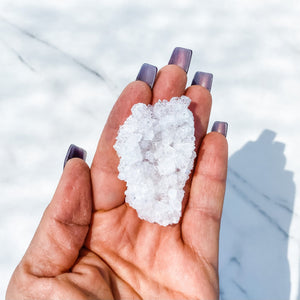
(168, 47, 192, 73)
(63, 144, 87, 168)
(211, 121, 228, 137)
(136, 63, 158, 89)
(191, 72, 213, 92)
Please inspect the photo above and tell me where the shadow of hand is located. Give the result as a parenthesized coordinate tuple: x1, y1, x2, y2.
(219, 129, 295, 300)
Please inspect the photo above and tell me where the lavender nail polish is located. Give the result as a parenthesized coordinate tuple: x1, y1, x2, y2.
(211, 121, 228, 137)
(63, 144, 87, 168)
(136, 63, 158, 89)
(168, 47, 192, 73)
(192, 72, 213, 92)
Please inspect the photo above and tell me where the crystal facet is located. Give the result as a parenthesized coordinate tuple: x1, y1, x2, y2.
(114, 96, 196, 226)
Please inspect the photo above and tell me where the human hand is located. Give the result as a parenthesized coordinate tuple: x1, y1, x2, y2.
(6, 48, 228, 300)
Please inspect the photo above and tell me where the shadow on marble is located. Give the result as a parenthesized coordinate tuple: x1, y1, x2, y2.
(219, 129, 296, 300)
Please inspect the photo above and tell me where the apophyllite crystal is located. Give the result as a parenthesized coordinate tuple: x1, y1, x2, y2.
(114, 96, 196, 226)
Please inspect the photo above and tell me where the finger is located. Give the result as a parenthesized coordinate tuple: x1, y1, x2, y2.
(185, 82, 212, 151)
(180, 73, 213, 212)
(182, 127, 228, 269)
(20, 154, 92, 277)
(152, 47, 192, 104)
(91, 64, 156, 211)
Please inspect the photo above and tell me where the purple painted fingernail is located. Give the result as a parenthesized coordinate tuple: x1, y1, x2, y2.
(136, 63, 158, 89)
(211, 121, 228, 138)
(168, 47, 192, 73)
(191, 72, 213, 92)
(63, 144, 87, 168)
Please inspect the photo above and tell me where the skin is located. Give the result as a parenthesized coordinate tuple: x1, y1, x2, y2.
(6, 64, 228, 300)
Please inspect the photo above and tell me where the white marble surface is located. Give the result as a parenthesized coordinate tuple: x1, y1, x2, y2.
(1, 1, 300, 299)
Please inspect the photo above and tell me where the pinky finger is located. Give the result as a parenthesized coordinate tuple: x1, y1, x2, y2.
(182, 122, 228, 268)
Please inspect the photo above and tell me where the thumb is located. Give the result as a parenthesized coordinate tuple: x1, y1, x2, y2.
(21, 145, 92, 277)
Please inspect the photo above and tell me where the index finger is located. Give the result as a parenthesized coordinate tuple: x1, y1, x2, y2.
(91, 77, 153, 211)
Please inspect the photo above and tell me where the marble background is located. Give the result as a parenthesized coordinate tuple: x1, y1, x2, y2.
(1, 0, 300, 299)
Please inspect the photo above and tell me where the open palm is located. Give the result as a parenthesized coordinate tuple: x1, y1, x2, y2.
(6, 62, 228, 300)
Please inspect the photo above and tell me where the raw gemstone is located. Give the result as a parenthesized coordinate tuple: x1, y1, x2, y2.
(114, 96, 196, 226)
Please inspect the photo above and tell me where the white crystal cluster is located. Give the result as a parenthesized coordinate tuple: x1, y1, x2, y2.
(114, 96, 196, 226)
